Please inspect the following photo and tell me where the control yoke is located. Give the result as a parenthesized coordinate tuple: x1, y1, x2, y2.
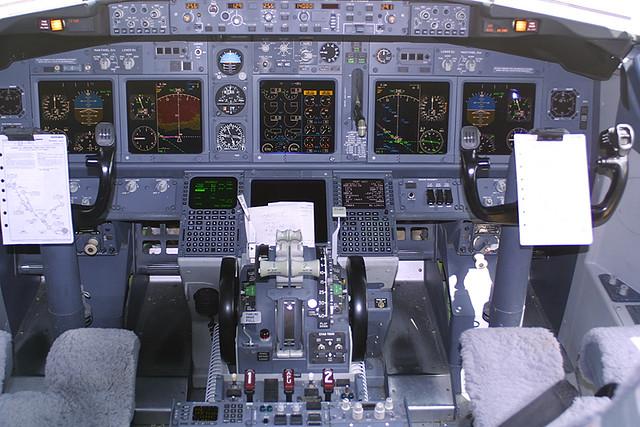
(460, 126, 518, 225)
(71, 122, 116, 230)
(591, 124, 635, 226)
(460, 124, 635, 227)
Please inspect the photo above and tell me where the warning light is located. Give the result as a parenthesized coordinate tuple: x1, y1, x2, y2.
(514, 20, 528, 32)
(50, 19, 64, 31)
(514, 19, 539, 33)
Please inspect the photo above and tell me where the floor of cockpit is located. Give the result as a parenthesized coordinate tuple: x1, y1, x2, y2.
(9, 269, 575, 426)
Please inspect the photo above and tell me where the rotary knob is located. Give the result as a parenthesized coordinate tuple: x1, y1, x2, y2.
(231, 14, 243, 26)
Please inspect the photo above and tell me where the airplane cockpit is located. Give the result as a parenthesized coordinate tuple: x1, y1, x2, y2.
(0, 0, 639, 425)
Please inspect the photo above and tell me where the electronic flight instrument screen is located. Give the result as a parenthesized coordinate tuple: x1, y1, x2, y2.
(342, 179, 386, 209)
(374, 81, 450, 155)
(259, 80, 335, 153)
(38, 80, 113, 153)
(188, 177, 238, 210)
(126, 80, 202, 154)
(462, 82, 536, 155)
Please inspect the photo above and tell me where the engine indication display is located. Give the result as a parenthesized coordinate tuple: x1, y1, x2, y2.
(126, 80, 202, 154)
(38, 80, 113, 153)
(462, 82, 536, 155)
(259, 80, 335, 153)
(374, 81, 450, 155)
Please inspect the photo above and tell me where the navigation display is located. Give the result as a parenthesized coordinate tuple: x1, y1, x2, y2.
(462, 82, 536, 154)
(38, 80, 113, 153)
(342, 179, 386, 209)
(374, 81, 450, 155)
(126, 80, 202, 154)
(188, 177, 237, 210)
(259, 80, 335, 153)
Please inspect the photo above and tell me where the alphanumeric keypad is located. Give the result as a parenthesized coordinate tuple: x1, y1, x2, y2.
(183, 209, 237, 254)
(340, 211, 394, 255)
(223, 403, 244, 423)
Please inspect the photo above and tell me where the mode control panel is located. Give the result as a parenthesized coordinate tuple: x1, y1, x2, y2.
(410, 3, 470, 37)
(109, 1, 470, 38)
(110, 2, 169, 35)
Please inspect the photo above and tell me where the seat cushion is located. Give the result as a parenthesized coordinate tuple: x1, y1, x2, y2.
(460, 327, 565, 427)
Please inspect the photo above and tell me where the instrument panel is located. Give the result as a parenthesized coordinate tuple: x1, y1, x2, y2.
(462, 82, 536, 155)
(126, 80, 203, 154)
(38, 80, 114, 153)
(259, 80, 335, 153)
(0, 32, 595, 223)
(374, 81, 450, 155)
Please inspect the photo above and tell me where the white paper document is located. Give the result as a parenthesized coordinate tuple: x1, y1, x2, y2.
(0, 134, 74, 244)
(514, 133, 593, 246)
(244, 201, 315, 247)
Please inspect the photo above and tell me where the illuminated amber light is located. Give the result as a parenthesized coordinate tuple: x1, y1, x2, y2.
(50, 19, 64, 31)
(514, 20, 528, 32)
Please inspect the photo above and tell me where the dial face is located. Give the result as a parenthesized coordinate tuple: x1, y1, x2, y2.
(420, 95, 447, 122)
(38, 80, 114, 153)
(507, 94, 532, 122)
(41, 94, 70, 121)
(466, 92, 496, 126)
(216, 84, 246, 115)
(374, 81, 450, 155)
(73, 91, 105, 126)
(126, 80, 202, 154)
(319, 42, 340, 63)
(418, 130, 445, 153)
(259, 80, 335, 153)
(506, 127, 529, 151)
(72, 131, 98, 153)
(0, 88, 23, 116)
(479, 133, 496, 153)
(131, 125, 158, 151)
(129, 94, 156, 120)
(217, 49, 244, 75)
(376, 48, 393, 64)
(549, 90, 577, 119)
(462, 82, 536, 155)
(217, 123, 245, 151)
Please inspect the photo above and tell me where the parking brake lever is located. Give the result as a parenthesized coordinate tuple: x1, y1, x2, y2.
(71, 122, 116, 230)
